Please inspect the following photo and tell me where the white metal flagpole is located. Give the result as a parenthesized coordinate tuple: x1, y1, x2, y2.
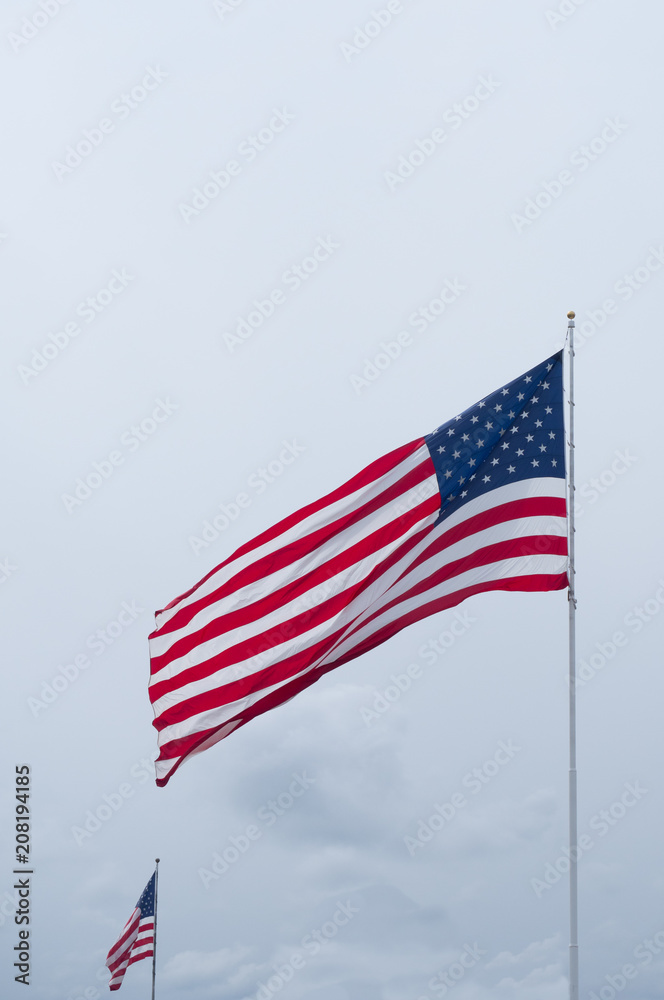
(566, 311, 578, 1000)
(151, 859, 160, 1000)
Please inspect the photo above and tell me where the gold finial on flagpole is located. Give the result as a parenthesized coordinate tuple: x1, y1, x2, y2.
(567, 311, 575, 319)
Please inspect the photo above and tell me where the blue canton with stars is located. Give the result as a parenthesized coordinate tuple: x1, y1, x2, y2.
(424, 352, 565, 521)
(135, 872, 156, 918)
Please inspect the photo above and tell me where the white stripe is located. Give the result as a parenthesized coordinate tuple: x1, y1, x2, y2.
(435, 476, 566, 529)
(107, 913, 139, 965)
(154, 444, 430, 629)
(155, 720, 243, 781)
(129, 944, 153, 960)
(312, 480, 565, 660)
(150, 508, 441, 716)
(150, 469, 438, 659)
(343, 509, 567, 625)
(327, 548, 567, 661)
(150, 508, 562, 714)
(154, 478, 566, 752)
(155, 548, 565, 750)
(156, 668, 296, 747)
(153, 479, 564, 721)
(149, 492, 438, 682)
(153, 478, 562, 675)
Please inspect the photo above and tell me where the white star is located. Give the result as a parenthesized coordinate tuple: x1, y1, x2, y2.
(485, 421, 493, 430)
(541, 381, 550, 390)
(483, 475, 491, 483)
(539, 444, 547, 452)
(501, 388, 509, 396)
(517, 392, 525, 401)
(551, 459, 558, 468)
(526, 434, 534, 442)
(471, 416, 479, 424)
(508, 465, 515, 474)
(476, 439, 484, 447)
(491, 458, 499, 466)
(499, 429, 505, 436)
(522, 410, 529, 418)
(549, 432, 556, 439)
(453, 450, 461, 459)
(447, 428, 455, 436)
(546, 363, 553, 371)
(524, 376, 532, 383)
(469, 458, 476, 468)
(461, 490, 468, 498)
(444, 469, 453, 479)
(510, 426, 519, 435)
(478, 401, 486, 408)
(501, 442, 510, 450)
(530, 395, 539, 403)
(495, 404, 503, 412)
(532, 459, 539, 467)
(469, 474, 476, 481)
(535, 420, 543, 428)
(462, 433, 470, 442)
(459, 476, 465, 485)
(438, 446, 445, 454)
(508, 410, 516, 419)
(455, 414, 462, 421)
(516, 448, 524, 457)
(545, 406, 553, 415)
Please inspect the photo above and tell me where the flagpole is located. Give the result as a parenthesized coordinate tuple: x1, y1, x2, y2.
(152, 859, 160, 1000)
(566, 312, 578, 1000)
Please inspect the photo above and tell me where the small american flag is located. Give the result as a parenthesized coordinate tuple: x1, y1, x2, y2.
(106, 872, 156, 991)
(149, 352, 568, 786)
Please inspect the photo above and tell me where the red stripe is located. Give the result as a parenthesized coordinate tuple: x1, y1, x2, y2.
(154, 570, 568, 785)
(359, 534, 568, 630)
(155, 438, 425, 618)
(107, 912, 154, 989)
(150, 513, 443, 708)
(155, 651, 359, 784)
(155, 484, 439, 648)
(150, 514, 563, 707)
(150, 481, 437, 672)
(151, 622, 350, 729)
(151, 495, 560, 675)
(127, 949, 154, 967)
(153, 536, 566, 727)
(317, 572, 569, 669)
(150, 536, 567, 730)
(426, 496, 566, 564)
(107, 912, 140, 964)
(151, 456, 434, 648)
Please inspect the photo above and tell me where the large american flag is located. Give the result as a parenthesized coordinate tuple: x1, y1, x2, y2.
(106, 872, 156, 991)
(149, 352, 568, 786)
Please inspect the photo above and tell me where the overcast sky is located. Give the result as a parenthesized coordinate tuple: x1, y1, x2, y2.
(3, 2, 664, 998)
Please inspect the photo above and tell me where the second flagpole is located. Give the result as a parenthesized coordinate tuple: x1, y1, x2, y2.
(566, 311, 578, 1000)
(152, 859, 160, 1000)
